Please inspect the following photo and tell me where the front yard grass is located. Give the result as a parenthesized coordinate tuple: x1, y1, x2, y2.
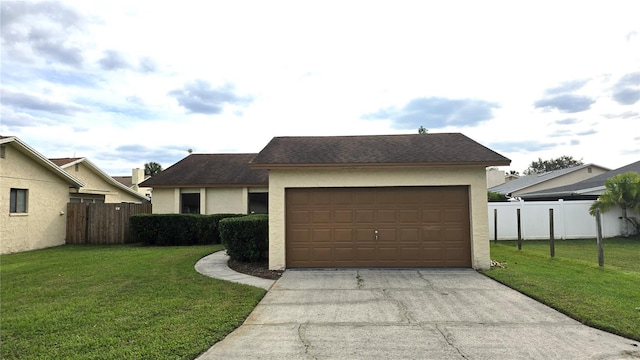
(483, 237, 640, 341)
(0, 244, 265, 360)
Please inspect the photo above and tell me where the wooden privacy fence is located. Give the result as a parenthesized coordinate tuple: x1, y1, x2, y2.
(66, 203, 152, 245)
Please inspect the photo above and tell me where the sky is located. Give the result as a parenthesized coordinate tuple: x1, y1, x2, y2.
(1, 0, 639, 176)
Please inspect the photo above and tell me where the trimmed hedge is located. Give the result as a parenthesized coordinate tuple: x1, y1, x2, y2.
(130, 213, 244, 246)
(220, 214, 268, 262)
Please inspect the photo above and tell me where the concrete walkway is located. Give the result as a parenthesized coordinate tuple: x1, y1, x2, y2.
(194, 251, 275, 290)
(197, 268, 640, 359)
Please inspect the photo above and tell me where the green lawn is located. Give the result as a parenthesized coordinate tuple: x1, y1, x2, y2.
(0, 245, 265, 360)
(483, 237, 640, 341)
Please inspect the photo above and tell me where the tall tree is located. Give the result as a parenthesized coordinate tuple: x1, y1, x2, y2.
(523, 155, 583, 175)
(589, 172, 640, 237)
(144, 162, 163, 177)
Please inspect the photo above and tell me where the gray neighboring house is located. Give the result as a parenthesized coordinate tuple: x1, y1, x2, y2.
(488, 164, 610, 199)
(520, 160, 640, 201)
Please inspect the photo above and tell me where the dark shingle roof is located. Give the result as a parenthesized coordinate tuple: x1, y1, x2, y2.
(520, 160, 640, 198)
(140, 153, 268, 187)
(113, 176, 133, 187)
(250, 133, 510, 167)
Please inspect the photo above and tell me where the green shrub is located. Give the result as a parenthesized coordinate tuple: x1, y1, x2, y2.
(488, 191, 509, 202)
(130, 213, 244, 246)
(220, 214, 269, 262)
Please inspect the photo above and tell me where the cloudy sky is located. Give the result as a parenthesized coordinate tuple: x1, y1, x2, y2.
(1, 0, 639, 176)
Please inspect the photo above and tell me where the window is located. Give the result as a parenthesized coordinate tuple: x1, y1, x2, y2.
(0, 145, 5, 159)
(10, 188, 28, 213)
(181, 193, 200, 214)
(248, 193, 268, 214)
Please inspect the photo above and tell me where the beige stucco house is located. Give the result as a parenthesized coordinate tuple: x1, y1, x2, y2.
(250, 133, 510, 271)
(49, 158, 148, 204)
(1, 136, 84, 254)
(113, 168, 152, 200)
(140, 154, 269, 215)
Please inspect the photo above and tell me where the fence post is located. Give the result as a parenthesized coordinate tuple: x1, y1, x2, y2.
(517, 208, 522, 250)
(549, 208, 555, 257)
(494, 208, 498, 243)
(596, 208, 604, 267)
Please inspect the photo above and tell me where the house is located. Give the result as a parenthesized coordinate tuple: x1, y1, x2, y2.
(113, 168, 152, 199)
(1, 136, 84, 254)
(520, 160, 640, 201)
(49, 158, 149, 204)
(139, 153, 269, 214)
(488, 163, 610, 199)
(249, 133, 510, 271)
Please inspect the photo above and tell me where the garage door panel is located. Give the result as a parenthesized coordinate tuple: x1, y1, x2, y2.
(399, 210, 420, 223)
(286, 187, 471, 268)
(334, 210, 353, 223)
(334, 229, 353, 242)
(355, 229, 375, 241)
(377, 209, 397, 223)
(399, 228, 419, 241)
(355, 210, 375, 223)
(312, 229, 332, 242)
(312, 210, 332, 223)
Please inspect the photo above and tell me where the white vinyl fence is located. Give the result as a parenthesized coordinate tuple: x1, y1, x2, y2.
(488, 200, 638, 240)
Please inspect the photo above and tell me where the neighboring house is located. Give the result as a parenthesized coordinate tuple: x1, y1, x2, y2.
(486, 168, 506, 188)
(113, 168, 152, 199)
(139, 153, 269, 215)
(49, 158, 148, 204)
(249, 133, 510, 271)
(1, 136, 84, 254)
(520, 160, 640, 201)
(488, 164, 610, 199)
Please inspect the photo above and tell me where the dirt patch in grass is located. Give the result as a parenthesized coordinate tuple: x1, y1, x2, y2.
(227, 259, 283, 280)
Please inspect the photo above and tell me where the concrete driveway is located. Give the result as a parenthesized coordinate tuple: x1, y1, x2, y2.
(198, 269, 640, 359)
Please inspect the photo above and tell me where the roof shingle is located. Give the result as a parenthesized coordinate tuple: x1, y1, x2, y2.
(140, 153, 268, 187)
(250, 133, 510, 167)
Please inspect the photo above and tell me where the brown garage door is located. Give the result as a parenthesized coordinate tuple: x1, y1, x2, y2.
(286, 186, 471, 268)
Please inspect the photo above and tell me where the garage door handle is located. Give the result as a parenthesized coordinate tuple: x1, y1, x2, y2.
(374, 230, 378, 241)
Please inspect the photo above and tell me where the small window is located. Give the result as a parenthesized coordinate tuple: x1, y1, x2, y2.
(181, 193, 200, 214)
(10, 188, 28, 213)
(588, 167, 592, 173)
(0, 145, 5, 159)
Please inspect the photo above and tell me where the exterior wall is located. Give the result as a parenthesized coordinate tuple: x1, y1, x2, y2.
(1, 145, 70, 254)
(151, 187, 249, 214)
(150, 188, 179, 213)
(67, 163, 143, 203)
(205, 188, 246, 214)
(486, 169, 505, 188)
(512, 166, 608, 196)
(267, 166, 490, 270)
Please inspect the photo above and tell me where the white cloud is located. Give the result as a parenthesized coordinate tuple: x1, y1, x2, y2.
(1, 0, 639, 174)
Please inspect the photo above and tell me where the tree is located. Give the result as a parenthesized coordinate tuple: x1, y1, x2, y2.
(523, 155, 583, 175)
(418, 126, 428, 134)
(144, 162, 163, 177)
(488, 191, 509, 202)
(589, 172, 640, 237)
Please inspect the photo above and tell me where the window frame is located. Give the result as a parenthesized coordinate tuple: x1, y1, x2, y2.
(10, 188, 28, 213)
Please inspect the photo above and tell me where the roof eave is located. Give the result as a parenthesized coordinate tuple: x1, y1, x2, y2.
(249, 160, 511, 170)
(2, 137, 85, 188)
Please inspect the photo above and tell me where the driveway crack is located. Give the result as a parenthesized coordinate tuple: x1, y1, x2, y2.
(435, 324, 469, 359)
(417, 270, 434, 288)
(382, 289, 415, 324)
(297, 323, 318, 360)
(356, 270, 364, 289)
